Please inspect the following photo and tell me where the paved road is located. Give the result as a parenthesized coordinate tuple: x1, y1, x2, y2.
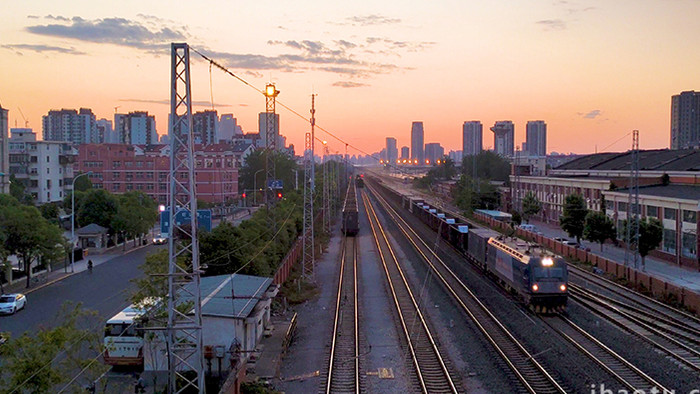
(0, 245, 165, 338)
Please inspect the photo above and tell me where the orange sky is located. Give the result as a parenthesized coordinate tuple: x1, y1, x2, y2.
(1, 1, 699, 156)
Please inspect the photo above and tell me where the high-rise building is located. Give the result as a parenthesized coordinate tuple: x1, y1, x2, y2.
(96, 119, 115, 143)
(219, 114, 239, 142)
(386, 137, 398, 165)
(42, 108, 99, 145)
(462, 121, 483, 156)
(411, 122, 424, 162)
(193, 110, 219, 145)
(115, 111, 157, 145)
(0, 105, 8, 194)
(258, 112, 280, 150)
(400, 146, 409, 160)
(8, 128, 76, 204)
(526, 120, 547, 157)
(424, 142, 444, 164)
(671, 91, 700, 150)
(490, 120, 515, 157)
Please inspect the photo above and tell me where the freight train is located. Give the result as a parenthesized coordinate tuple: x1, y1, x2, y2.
(404, 196, 568, 313)
(341, 181, 359, 236)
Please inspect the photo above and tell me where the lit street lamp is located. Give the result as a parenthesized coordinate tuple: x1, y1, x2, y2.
(253, 168, 264, 205)
(70, 171, 92, 273)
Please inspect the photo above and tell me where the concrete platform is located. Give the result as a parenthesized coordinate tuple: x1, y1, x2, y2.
(246, 313, 295, 381)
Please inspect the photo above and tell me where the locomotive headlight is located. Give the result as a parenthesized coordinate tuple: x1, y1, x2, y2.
(532, 284, 539, 291)
(542, 257, 554, 266)
(560, 284, 567, 292)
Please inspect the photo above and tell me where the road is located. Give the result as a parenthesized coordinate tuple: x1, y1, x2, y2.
(0, 245, 165, 338)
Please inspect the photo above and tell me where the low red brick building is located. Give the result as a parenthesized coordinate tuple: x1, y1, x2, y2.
(76, 143, 238, 204)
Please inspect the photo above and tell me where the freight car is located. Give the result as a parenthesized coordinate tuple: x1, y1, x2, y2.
(405, 196, 567, 313)
(355, 174, 365, 188)
(341, 181, 359, 236)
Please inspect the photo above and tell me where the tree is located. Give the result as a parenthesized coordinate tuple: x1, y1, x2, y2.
(621, 217, 663, 268)
(559, 194, 588, 242)
(9, 175, 33, 205)
(239, 150, 299, 194)
(0, 195, 67, 288)
(461, 151, 511, 183)
(112, 192, 158, 247)
(521, 191, 542, 223)
(75, 189, 119, 232)
(583, 211, 617, 251)
(73, 174, 93, 192)
(0, 303, 108, 393)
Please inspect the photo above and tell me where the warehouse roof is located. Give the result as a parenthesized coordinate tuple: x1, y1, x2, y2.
(555, 149, 700, 172)
(612, 184, 700, 201)
(182, 274, 273, 319)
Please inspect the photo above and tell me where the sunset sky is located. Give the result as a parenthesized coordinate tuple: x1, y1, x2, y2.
(1, 1, 699, 156)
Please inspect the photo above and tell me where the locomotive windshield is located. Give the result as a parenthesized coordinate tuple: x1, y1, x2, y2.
(533, 267, 564, 279)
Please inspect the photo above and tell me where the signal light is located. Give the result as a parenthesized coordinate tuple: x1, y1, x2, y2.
(277, 192, 283, 199)
(532, 284, 539, 292)
(560, 284, 567, 292)
(242, 193, 246, 199)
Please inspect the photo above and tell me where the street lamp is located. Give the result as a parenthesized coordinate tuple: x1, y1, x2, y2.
(70, 171, 92, 273)
(253, 168, 264, 205)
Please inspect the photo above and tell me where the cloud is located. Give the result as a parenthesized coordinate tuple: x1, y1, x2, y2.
(580, 110, 602, 119)
(26, 16, 187, 52)
(332, 81, 369, 88)
(119, 98, 231, 107)
(45, 14, 70, 21)
(1, 44, 86, 55)
(344, 15, 401, 26)
(536, 19, 566, 30)
(335, 40, 357, 49)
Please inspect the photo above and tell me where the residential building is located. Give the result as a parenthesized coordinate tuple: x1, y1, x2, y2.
(462, 121, 483, 156)
(490, 120, 514, 157)
(508, 148, 700, 269)
(670, 91, 700, 150)
(258, 112, 280, 150)
(42, 108, 99, 145)
(386, 137, 398, 165)
(76, 143, 238, 204)
(230, 140, 255, 167)
(0, 105, 9, 193)
(96, 119, 115, 143)
(193, 109, 219, 145)
(219, 114, 239, 142)
(448, 150, 463, 164)
(526, 120, 547, 157)
(8, 128, 76, 204)
(400, 146, 409, 160)
(411, 121, 424, 162)
(424, 142, 444, 164)
(114, 112, 157, 145)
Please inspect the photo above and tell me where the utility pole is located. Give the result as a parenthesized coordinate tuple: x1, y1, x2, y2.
(166, 43, 204, 394)
(302, 94, 316, 281)
(625, 130, 641, 270)
(323, 143, 331, 235)
(264, 83, 279, 213)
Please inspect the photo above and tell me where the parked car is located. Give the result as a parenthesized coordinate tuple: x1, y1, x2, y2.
(152, 234, 168, 245)
(0, 294, 27, 315)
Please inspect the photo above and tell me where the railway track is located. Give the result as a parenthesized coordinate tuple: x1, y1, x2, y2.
(362, 190, 460, 393)
(542, 315, 671, 393)
(322, 236, 362, 393)
(365, 182, 565, 394)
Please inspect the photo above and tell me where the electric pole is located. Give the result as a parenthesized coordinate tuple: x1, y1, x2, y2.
(302, 95, 316, 281)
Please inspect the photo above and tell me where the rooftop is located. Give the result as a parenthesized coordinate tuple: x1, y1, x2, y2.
(555, 149, 700, 172)
(182, 274, 273, 319)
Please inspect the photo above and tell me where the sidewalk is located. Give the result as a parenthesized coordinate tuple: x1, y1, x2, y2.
(1, 239, 152, 296)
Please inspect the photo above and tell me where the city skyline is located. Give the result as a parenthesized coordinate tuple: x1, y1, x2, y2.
(1, 1, 700, 155)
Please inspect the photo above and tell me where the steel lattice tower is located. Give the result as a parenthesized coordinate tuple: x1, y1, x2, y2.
(167, 43, 205, 394)
(302, 94, 316, 280)
(323, 145, 331, 234)
(625, 130, 641, 269)
(264, 84, 279, 212)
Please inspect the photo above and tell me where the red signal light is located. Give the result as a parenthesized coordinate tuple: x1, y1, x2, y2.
(242, 193, 246, 198)
(277, 192, 282, 198)
(360, 174, 364, 178)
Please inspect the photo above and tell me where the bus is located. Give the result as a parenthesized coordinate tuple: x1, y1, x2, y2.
(103, 304, 147, 367)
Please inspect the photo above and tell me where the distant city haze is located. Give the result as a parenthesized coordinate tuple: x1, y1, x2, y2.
(1, 2, 699, 155)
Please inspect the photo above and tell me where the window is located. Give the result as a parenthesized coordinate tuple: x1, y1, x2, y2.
(663, 228, 676, 254)
(647, 206, 658, 218)
(31, 180, 38, 187)
(113, 183, 120, 191)
(113, 161, 121, 168)
(682, 231, 696, 258)
(618, 202, 627, 212)
(605, 200, 614, 210)
(683, 210, 696, 224)
(126, 184, 133, 191)
(30, 156, 38, 163)
(664, 208, 677, 220)
(46, 180, 51, 188)
(46, 155, 50, 162)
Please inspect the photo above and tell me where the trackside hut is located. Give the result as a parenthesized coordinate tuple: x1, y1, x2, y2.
(144, 274, 279, 374)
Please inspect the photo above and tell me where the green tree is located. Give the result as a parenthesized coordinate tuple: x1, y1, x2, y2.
(559, 194, 588, 242)
(521, 191, 542, 223)
(38, 203, 60, 224)
(583, 211, 617, 251)
(112, 192, 158, 247)
(9, 174, 33, 205)
(0, 195, 66, 288)
(73, 174, 93, 192)
(239, 150, 299, 194)
(0, 303, 108, 393)
(75, 189, 119, 231)
(461, 151, 511, 183)
(621, 217, 663, 267)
